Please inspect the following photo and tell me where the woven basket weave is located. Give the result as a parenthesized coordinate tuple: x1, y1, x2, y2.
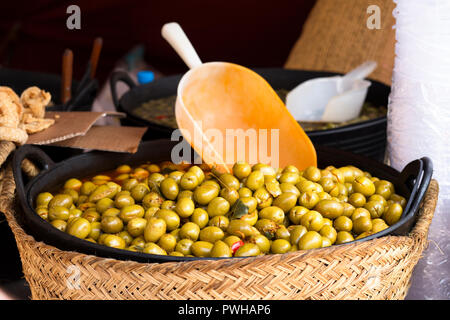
(284, 0, 397, 86)
(0, 162, 439, 300)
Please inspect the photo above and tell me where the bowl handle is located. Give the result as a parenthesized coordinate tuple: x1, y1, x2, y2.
(406, 157, 433, 219)
(12, 145, 55, 208)
(110, 71, 137, 111)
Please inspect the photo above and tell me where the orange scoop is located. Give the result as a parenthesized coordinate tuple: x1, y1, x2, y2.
(162, 23, 316, 172)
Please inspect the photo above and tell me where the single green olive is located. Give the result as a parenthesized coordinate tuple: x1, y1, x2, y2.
(254, 219, 279, 240)
(239, 210, 258, 226)
(179, 171, 199, 191)
(303, 166, 321, 182)
(335, 231, 355, 245)
(352, 176, 376, 197)
(339, 167, 355, 183)
(101, 216, 124, 234)
(201, 180, 221, 191)
(227, 220, 260, 239)
(288, 206, 309, 224)
(251, 188, 272, 209)
(64, 178, 83, 191)
(143, 243, 167, 255)
(116, 164, 132, 174)
(80, 181, 97, 196)
(169, 251, 184, 257)
(81, 210, 101, 223)
(190, 208, 209, 229)
(188, 166, 205, 184)
(233, 162, 252, 180)
(148, 173, 165, 187)
(66, 217, 91, 239)
(298, 191, 320, 209)
(210, 240, 232, 258)
(142, 192, 163, 209)
(95, 198, 115, 213)
(300, 210, 325, 232)
(219, 187, 239, 206)
(208, 215, 230, 231)
(131, 236, 146, 248)
(114, 194, 135, 209)
(117, 230, 133, 246)
(144, 207, 160, 220)
(319, 225, 337, 244)
(351, 208, 371, 221)
(207, 197, 230, 217)
(352, 216, 373, 234)
(297, 231, 323, 250)
(258, 206, 285, 224)
(157, 233, 177, 253)
(279, 183, 300, 197)
(194, 185, 220, 206)
(62, 189, 79, 204)
(191, 241, 214, 257)
(155, 209, 180, 231)
(289, 225, 308, 246)
(119, 204, 145, 223)
(372, 219, 389, 233)
(88, 182, 121, 202)
(175, 239, 194, 255)
(368, 194, 388, 207)
(282, 165, 300, 175)
(272, 192, 298, 213)
(174, 197, 195, 218)
(130, 183, 150, 202)
(48, 206, 70, 221)
(389, 194, 407, 208)
(144, 217, 167, 243)
(88, 221, 102, 241)
(160, 178, 179, 200)
(278, 172, 300, 185)
(321, 236, 332, 247)
(271, 239, 291, 254)
(314, 200, 344, 219)
(248, 234, 271, 253)
(160, 200, 176, 210)
(219, 173, 240, 190)
(223, 235, 242, 248)
(168, 171, 184, 184)
(36, 192, 53, 208)
(198, 226, 224, 243)
(319, 177, 336, 193)
(238, 196, 258, 214)
(177, 190, 194, 201)
(383, 203, 403, 226)
(103, 234, 126, 249)
(50, 219, 67, 232)
(342, 203, 356, 218)
(245, 171, 265, 191)
(235, 243, 261, 257)
(333, 216, 353, 232)
(275, 225, 290, 241)
(238, 187, 253, 198)
(364, 201, 385, 219)
(374, 180, 395, 199)
(127, 217, 148, 237)
(48, 194, 73, 209)
(179, 222, 201, 241)
(102, 207, 120, 218)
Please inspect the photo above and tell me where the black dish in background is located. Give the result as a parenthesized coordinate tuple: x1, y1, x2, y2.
(110, 68, 390, 162)
(12, 139, 432, 264)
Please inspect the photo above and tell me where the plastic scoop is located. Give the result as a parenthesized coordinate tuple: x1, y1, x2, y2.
(286, 61, 377, 123)
(162, 22, 316, 173)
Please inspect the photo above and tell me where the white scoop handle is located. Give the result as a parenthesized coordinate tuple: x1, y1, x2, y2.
(162, 22, 203, 70)
(338, 61, 377, 93)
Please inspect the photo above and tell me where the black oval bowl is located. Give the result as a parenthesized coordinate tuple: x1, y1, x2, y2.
(13, 140, 432, 264)
(111, 69, 390, 161)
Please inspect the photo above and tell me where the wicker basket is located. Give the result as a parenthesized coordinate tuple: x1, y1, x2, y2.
(0, 162, 439, 300)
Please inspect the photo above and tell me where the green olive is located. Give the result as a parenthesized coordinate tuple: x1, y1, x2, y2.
(142, 192, 163, 209)
(177, 190, 194, 201)
(219, 188, 239, 206)
(271, 239, 291, 254)
(315, 200, 344, 219)
(66, 217, 91, 239)
(279, 183, 300, 197)
(88, 182, 121, 202)
(143, 243, 167, 255)
(201, 180, 221, 191)
(319, 177, 336, 193)
(169, 251, 184, 257)
(144, 207, 160, 220)
(352, 216, 373, 234)
(319, 225, 337, 244)
(352, 176, 376, 197)
(297, 231, 323, 250)
(300, 210, 324, 232)
(48, 206, 70, 221)
(210, 240, 232, 257)
(160, 200, 176, 210)
(335, 231, 354, 244)
(188, 166, 205, 184)
(119, 204, 145, 223)
(144, 217, 167, 243)
(36, 192, 53, 208)
(258, 206, 285, 224)
(179, 171, 199, 191)
(389, 194, 407, 208)
(131, 236, 146, 248)
(374, 180, 394, 199)
(239, 197, 258, 213)
(179, 222, 201, 241)
(289, 225, 308, 246)
(227, 220, 260, 239)
(234, 243, 261, 257)
(321, 237, 332, 247)
(175, 239, 194, 255)
(272, 192, 297, 213)
(130, 183, 150, 202)
(288, 206, 309, 224)
(233, 162, 252, 180)
(62, 189, 79, 203)
(81, 210, 100, 223)
(368, 194, 388, 207)
(298, 191, 320, 209)
(218, 173, 240, 190)
(248, 234, 271, 253)
(194, 185, 220, 206)
(333, 216, 353, 232)
(88, 221, 101, 240)
(254, 219, 279, 239)
(117, 230, 133, 246)
(148, 173, 165, 187)
(351, 208, 371, 221)
(372, 219, 389, 233)
(282, 165, 300, 174)
(383, 203, 403, 226)
(342, 203, 356, 218)
(364, 201, 385, 219)
(224, 235, 242, 248)
(95, 198, 115, 213)
(155, 209, 180, 231)
(208, 216, 230, 231)
(191, 241, 214, 257)
(275, 225, 290, 240)
(190, 208, 209, 229)
(207, 197, 230, 217)
(157, 233, 177, 253)
(339, 167, 355, 183)
(127, 218, 148, 237)
(114, 194, 135, 209)
(101, 216, 124, 233)
(80, 181, 96, 196)
(103, 234, 126, 249)
(50, 219, 67, 232)
(102, 207, 120, 218)
(238, 187, 253, 198)
(174, 197, 195, 218)
(279, 172, 300, 185)
(64, 178, 82, 191)
(168, 171, 184, 184)
(160, 178, 179, 200)
(48, 194, 73, 209)
(245, 171, 265, 191)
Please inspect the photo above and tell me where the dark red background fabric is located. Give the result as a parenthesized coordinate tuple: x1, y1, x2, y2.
(0, 1, 316, 84)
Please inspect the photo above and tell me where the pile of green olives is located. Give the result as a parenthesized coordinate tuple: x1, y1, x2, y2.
(34, 160, 406, 258)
